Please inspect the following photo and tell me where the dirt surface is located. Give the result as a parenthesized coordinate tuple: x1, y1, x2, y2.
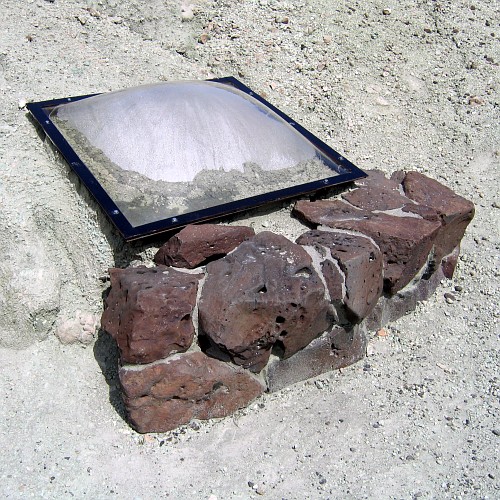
(0, 0, 499, 498)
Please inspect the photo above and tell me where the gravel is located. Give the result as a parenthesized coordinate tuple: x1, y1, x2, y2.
(0, 0, 498, 498)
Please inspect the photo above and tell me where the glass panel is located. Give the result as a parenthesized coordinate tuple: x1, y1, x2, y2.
(50, 81, 340, 227)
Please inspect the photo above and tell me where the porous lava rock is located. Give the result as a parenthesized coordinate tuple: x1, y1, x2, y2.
(154, 224, 255, 268)
(101, 266, 202, 364)
(297, 230, 383, 322)
(400, 171, 475, 265)
(198, 232, 333, 372)
(293, 200, 441, 294)
(119, 351, 265, 433)
(266, 325, 367, 391)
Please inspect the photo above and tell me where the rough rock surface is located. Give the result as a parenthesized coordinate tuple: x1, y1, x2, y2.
(198, 232, 333, 372)
(154, 224, 255, 268)
(364, 261, 447, 332)
(294, 200, 442, 294)
(55, 311, 99, 345)
(101, 266, 202, 364)
(400, 171, 475, 262)
(119, 351, 265, 433)
(266, 325, 367, 392)
(342, 170, 437, 221)
(297, 230, 383, 322)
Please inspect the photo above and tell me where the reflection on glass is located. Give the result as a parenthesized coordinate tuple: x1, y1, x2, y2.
(50, 81, 339, 227)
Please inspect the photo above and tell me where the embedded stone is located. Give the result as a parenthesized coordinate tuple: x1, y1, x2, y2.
(365, 260, 445, 331)
(293, 200, 441, 294)
(297, 230, 383, 322)
(119, 352, 265, 433)
(342, 169, 409, 211)
(198, 232, 333, 372)
(101, 266, 202, 364)
(400, 171, 475, 260)
(441, 245, 461, 279)
(154, 224, 255, 268)
(342, 169, 439, 219)
(320, 259, 344, 303)
(266, 325, 367, 392)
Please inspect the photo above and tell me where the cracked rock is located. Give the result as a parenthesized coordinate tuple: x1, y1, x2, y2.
(154, 224, 255, 268)
(297, 230, 383, 322)
(293, 200, 441, 294)
(400, 171, 475, 266)
(101, 266, 202, 364)
(198, 232, 333, 372)
(119, 351, 265, 433)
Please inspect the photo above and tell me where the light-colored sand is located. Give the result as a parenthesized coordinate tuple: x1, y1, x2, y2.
(0, 0, 498, 498)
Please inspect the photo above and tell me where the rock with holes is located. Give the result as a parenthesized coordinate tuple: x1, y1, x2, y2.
(293, 200, 441, 294)
(101, 266, 202, 364)
(119, 351, 265, 433)
(154, 224, 255, 268)
(266, 325, 367, 391)
(399, 171, 475, 267)
(297, 230, 383, 322)
(198, 232, 333, 372)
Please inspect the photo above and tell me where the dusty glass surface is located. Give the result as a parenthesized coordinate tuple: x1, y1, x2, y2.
(50, 81, 339, 227)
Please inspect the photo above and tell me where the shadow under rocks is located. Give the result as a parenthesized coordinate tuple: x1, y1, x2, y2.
(93, 329, 127, 422)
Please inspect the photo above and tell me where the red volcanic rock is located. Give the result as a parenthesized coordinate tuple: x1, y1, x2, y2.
(297, 230, 383, 322)
(400, 171, 475, 262)
(101, 266, 202, 364)
(119, 352, 265, 433)
(154, 224, 255, 268)
(198, 232, 333, 372)
(342, 169, 409, 211)
(342, 170, 439, 220)
(293, 200, 441, 294)
(441, 246, 460, 279)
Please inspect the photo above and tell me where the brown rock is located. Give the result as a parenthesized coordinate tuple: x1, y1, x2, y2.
(101, 266, 202, 364)
(294, 200, 441, 294)
(364, 261, 445, 331)
(342, 169, 439, 219)
(119, 352, 265, 433)
(342, 170, 408, 211)
(198, 232, 333, 372)
(400, 171, 475, 260)
(154, 224, 255, 269)
(297, 230, 383, 322)
(320, 259, 344, 303)
(441, 245, 460, 279)
(266, 325, 366, 392)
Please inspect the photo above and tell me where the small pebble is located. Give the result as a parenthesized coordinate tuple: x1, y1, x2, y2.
(382, 8, 391, 15)
(18, 98, 27, 109)
(444, 292, 456, 303)
(468, 95, 484, 105)
(492, 429, 500, 436)
(199, 33, 209, 44)
(181, 7, 194, 22)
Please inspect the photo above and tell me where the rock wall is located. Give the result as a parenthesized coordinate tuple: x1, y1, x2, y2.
(101, 170, 474, 433)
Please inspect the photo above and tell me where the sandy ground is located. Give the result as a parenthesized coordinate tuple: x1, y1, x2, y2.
(0, 0, 499, 498)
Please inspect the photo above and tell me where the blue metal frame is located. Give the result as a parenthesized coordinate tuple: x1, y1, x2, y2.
(27, 77, 366, 241)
